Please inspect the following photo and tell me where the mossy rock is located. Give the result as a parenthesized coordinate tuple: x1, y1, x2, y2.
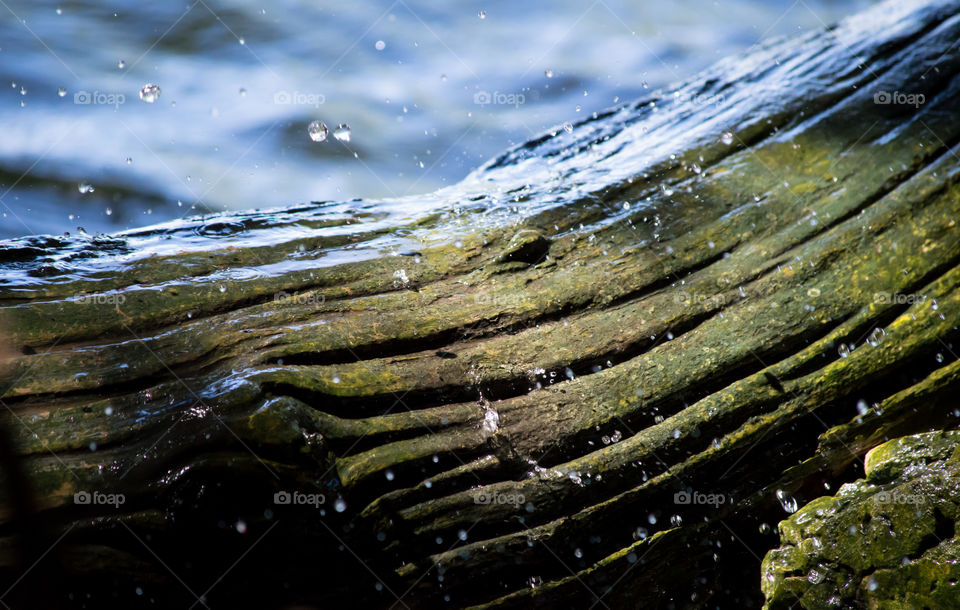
(762, 431, 960, 609)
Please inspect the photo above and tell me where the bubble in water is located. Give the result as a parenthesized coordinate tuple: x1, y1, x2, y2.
(562, 122, 573, 134)
(375, 40, 386, 51)
(78, 183, 95, 194)
(308, 120, 329, 142)
(776, 489, 798, 513)
(334, 497, 347, 512)
(333, 124, 352, 142)
(139, 83, 161, 103)
(720, 132, 734, 145)
(545, 69, 554, 78)
(866, 328, 885, 347)
(57, 87, 66, 97)
(837, 343, 851, 358)
(478, 10, 486, 18)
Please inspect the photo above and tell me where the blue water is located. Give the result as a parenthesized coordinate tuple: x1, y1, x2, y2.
(0, 0, 874, 240)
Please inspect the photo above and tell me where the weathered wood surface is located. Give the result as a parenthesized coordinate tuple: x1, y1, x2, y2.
(1, 0, 960, 607)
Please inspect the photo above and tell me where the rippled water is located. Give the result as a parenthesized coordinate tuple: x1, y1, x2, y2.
(0, 0, 873, 240)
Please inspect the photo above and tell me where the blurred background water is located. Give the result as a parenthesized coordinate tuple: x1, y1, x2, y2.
(0, 0, 875, 240)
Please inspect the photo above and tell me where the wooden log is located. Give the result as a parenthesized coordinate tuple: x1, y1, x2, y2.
(1, 0, 960, 607)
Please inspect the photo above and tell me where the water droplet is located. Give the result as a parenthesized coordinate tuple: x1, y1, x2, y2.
(574, 548, 582, 558)
(478, 10, 486, 19)
(936, 353, 944, 363)
(332, 375, 341, 384)
(239, 88, 247, 97)
(375, 40, 386, 51)
(385, 469, 394, 481)
(544, 69, 554, 78)
(78, 183, 95, 194)
(139, 83, 161, 103)
(334, 497, 347, 512)
(721, 132, 734, 145)
(308, 120, 328, 142)
(105, 208, 113, 216)
(57, 87, 66, 97)
(125, 157, 132, 164)
(670, 514, 682, 527)
(856, 400, 869, 415)
(236, 520, 247, 534)
(931, 299, 939, 311)
(759, 522, 771, 534)
(562, 122, 573, 134)
(118, 59, 125, 69)
(776, 489, 798, 513)
(837, 343, 851, 358)
(866, 328, 884, 347)
(528, 576, 542, 589)
(807, 566, 825, 584)
(333, 124, 352, 142)
(458, 529, 467, 541)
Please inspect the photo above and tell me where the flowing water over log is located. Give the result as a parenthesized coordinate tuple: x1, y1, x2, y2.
(1, 0, 960, 608)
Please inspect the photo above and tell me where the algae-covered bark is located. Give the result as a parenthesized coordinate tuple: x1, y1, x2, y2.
(1, 0, 960, 608)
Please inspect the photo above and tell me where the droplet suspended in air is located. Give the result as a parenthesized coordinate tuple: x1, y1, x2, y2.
(562, 122, 573, 134)
(544, 69, 554, 78)
(78, 183, 95, 194)
(118, 59, 126, 69)
(375, 40, 386, 51)
(776, 489, 798, 513)
(139, 83, 161, 103)
(334, 497, 347, 512)
(478, 10, 486, 19)
(333, 124, 351, 142)
(57, 87, 66, 97)
(721, 132, 734, 145)
(308, 120, 329, 142)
